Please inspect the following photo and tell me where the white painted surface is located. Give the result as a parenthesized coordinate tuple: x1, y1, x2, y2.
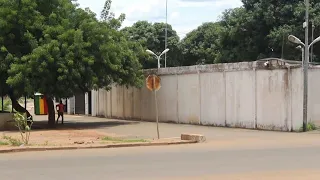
(308, 69, 320, 123)
(200, 72, 226, 126)
(256, 70, 288, 131)
(140, 84, 155, 121)
(157, 75, 179, 123)
(85, 93, 88, 115)
(106, 90, 112, 117)
(91, 90, 97, 116)
(178, 74, 200, 124)
(123, 87, 134, 119)
(89, 61, 320, 132)
(132, 88, 141, 120)
(67, 96, 75, 115)
(290, 68, 303, 131)
(67, 98, 71, 114)
(225, 71, 255, 128)
(111, 86, 124, 118)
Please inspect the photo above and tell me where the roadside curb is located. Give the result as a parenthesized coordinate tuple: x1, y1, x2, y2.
(181, 134, 206, 142)
(0, 140, 198, 154)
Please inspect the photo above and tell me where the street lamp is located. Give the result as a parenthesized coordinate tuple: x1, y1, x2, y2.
(311, 21, 315, 62)
(165, 0, 168, 68)
(288, 34, 320, 132)
(296, 45, 304, 63)
(288, 35, 304, 45)
(309, 36, 320, 48)
(146, 49, 170, 69)
(289, 35, 320, 50)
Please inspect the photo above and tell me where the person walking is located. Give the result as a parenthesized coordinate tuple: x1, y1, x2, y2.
(56, 100, 65, 124)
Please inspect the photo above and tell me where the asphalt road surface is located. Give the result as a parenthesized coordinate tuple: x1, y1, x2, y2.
(1, 143, 320, 180)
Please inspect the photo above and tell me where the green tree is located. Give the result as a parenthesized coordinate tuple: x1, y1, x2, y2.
(101, 0, 126, 30)
(0, 0, 46, 117)
(217, 0, 320, 62)
(180, 0, 320, 64)
(122, 21, 182, 68)
(181, 22, 223, 65)
(1, 0, 143, 126)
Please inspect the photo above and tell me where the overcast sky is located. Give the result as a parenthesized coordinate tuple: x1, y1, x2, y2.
(76, 0, 243, 37)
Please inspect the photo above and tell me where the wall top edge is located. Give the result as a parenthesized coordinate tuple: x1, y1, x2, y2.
(143, 59, 302, 76)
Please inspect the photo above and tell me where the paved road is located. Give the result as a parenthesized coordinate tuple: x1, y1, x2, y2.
(1, 143, 320, 180)
(21, 115, 320, 179)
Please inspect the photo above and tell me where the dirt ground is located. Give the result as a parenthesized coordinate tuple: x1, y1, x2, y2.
(0, 129, 147, 147)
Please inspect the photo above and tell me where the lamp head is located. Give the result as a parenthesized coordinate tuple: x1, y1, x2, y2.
(146, 50, 156, 56)
(160, 48, 170, 56)
(288, 35, 304, 45)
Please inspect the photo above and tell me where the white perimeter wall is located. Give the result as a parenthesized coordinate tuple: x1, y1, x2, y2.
(90, 60, 320, 132)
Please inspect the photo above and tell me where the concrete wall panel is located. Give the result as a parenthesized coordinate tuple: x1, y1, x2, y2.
(177, 74, 200, 124)
(157, 75, 179, 123)
(256, 70, 289, 131)
(105, 90, 111, 117)
(111, 86, 124, 118)
(68, 96, 75, 115)
(140, 85, 155, 121)
(291, 68, 303, 131)
(132, 88, 142, 120)
(103, 90, 109, 117)
(225, 71, 255, 128)
(123, 87, 134, 119)
(200, 72, 226, 126)
(308, 69, 320, 123)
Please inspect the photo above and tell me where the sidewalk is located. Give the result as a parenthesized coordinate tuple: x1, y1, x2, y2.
(0, 116, 196, 153)
(31, 115, 320, 149)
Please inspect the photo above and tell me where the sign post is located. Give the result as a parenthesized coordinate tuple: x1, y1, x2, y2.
(146, 74, 161, 139)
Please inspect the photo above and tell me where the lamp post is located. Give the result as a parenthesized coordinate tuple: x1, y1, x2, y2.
(146, 49, 170, 69)
(165, 0, 168, 68)
(311, 21, 315, 62)
(296, 45, 304, 63)
(146, 48, 169, 140)
(288, 34, 320, 131)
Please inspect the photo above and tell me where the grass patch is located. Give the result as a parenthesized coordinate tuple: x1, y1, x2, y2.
(0, 141, 9, 146)
(2, 135, 23, 146)
(102, 136, 148, 143)
(299, 122, 318, 132)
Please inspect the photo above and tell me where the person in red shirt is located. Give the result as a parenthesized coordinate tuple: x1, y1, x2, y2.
(56, 100, 65, 124)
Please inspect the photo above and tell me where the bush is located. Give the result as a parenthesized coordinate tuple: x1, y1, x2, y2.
(299, 122, 317, 132)
(14, 112, 33, 145)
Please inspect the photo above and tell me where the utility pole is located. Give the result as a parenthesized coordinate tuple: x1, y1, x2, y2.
(165, 0, 168, 68)
(303, 0, 309, 132)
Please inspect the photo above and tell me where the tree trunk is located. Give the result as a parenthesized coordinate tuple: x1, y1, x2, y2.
(8, 90, 32, 118)
(45, 96, 55, 128)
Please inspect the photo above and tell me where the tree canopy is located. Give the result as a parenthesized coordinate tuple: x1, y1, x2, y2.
(0, 0, 144, 125)
(180, 0, 320, 64)
(180, 22, 223, 65)
(121, 21, 182, 68)
(120, 0, 320, 66)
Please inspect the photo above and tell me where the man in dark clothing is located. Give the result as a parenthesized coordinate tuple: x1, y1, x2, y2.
(56, 100, 64, 124)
